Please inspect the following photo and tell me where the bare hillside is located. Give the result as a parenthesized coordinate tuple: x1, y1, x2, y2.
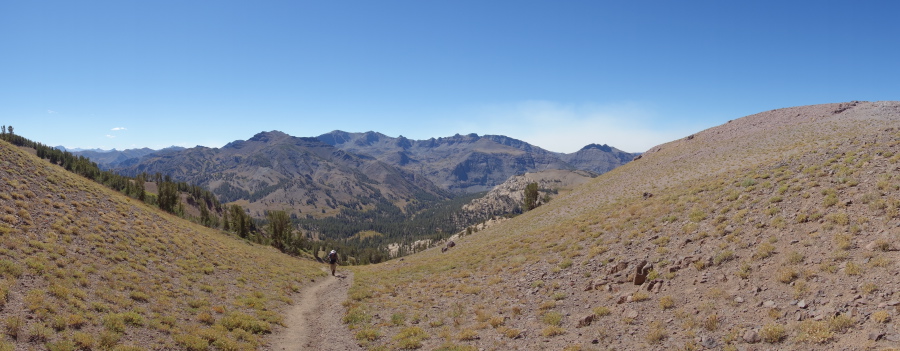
(0, 140, 324, 349)
(347, 101, 900, 350)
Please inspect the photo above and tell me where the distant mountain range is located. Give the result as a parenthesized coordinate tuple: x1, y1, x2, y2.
(56, 146, 185, 169)
(318, 131, 636, 193)
(77, 131, 637, 208)
(73, 131, 637, 225)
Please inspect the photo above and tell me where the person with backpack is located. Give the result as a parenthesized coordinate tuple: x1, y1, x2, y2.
(327, 250, 339, 276)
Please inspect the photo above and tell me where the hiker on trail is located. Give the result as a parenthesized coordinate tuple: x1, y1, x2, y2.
(327, 250, 339, 276)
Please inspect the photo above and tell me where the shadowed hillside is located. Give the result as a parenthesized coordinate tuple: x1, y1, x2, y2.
(347, 101, 900, 350)
(0, 139, 323, 349)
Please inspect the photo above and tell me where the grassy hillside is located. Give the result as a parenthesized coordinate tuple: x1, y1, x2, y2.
(0, 140, 324, 350)
(347, 101, 900, 350)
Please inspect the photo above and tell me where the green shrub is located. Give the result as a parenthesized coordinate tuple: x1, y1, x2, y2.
(174, 334, 208, 351)
(393, 327, 428, 349)
(391, 313, 406, 326)
(760, 323, 786, 343)
(219, 311, 271, 334)
(356, 328, 380, 342)
(542, 311, 563, 326)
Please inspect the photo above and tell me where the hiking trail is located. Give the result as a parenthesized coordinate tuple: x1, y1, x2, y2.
(267, 269, 363, 351)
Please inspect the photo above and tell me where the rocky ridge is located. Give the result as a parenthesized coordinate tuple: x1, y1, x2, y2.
(318, 131, 636, 193)
(461, 169, 599, 220)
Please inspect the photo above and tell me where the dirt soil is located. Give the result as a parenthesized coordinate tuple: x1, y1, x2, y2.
(267, 269, 363, 351)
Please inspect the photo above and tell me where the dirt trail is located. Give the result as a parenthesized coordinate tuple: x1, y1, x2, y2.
(267, 269, 362, 351)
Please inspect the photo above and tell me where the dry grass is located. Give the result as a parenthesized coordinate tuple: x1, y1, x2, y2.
(0, 140, 325, 348)
(760, 323, 786, 343)
(345, 102, 900, 350)
(795, 320, 834, 344)
(872, 310, 891, 323)
(659, 296, 675, 310)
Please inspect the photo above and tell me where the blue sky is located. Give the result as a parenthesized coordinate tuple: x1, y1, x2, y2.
(2, 1, 898, 153)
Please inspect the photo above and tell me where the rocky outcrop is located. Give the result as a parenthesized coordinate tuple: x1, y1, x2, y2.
(460, 169, 598, 219)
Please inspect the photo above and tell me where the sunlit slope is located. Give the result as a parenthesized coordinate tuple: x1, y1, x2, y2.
(350, 101, 900, 350)
(0, 140, 324, 350)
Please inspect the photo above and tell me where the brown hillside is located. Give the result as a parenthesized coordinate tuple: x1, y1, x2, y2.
(348, 101, 900, 350)
(0, 140, 323, 349)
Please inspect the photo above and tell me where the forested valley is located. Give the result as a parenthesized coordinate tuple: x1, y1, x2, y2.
(0, 126, 498, 265)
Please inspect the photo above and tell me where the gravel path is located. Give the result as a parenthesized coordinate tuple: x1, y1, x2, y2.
(267, 269, 362, 351)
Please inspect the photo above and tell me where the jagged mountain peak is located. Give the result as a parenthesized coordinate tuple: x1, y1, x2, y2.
(248, 130, 291, 142)
(579, 143, 614, 152)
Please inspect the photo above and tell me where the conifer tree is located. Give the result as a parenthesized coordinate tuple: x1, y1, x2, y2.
(157, 181, 179, 213)
(267, 210, 293, 251)
(524, 182, 539, 211)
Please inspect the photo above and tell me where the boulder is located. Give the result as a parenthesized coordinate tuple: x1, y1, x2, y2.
(609, 261, 629, 275)
(633, 260, 651, 285)
(577, 314, 594, 328)
(743, 330, 760, 343)
(624, 309, 639, 319)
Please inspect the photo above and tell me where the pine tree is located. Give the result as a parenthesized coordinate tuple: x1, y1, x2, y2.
(524, 182, 539, 211)
(230, 204, 250, 238)
(157, 181, 179, 213)
(222, 209, 230, 231)
(267, 210, 293, 251)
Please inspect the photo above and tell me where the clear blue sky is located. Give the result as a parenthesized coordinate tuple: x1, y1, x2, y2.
(2, 1, 898, 153)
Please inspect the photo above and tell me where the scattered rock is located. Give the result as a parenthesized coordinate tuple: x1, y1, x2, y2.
(645, 279, 664, 293)
(624, 309, 639, 319)
(700, 336, 717, 349)
(868, 332, 885, 341)
(668, 266, 681, 273)
(743, 330, 760, 344)
(609, 261, 629, 275)
(763, 300, 776, 308)
(577, 314, 594, 328)
(633, 260, 651, 285)
(798, 300, 808, 309)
